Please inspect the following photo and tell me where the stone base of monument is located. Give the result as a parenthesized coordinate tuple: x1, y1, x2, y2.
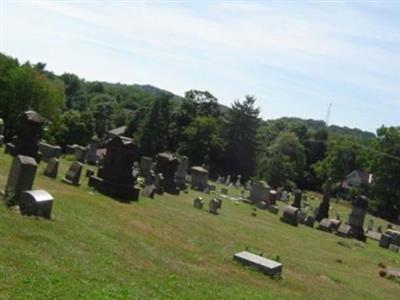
(351, 227, 367, 242)
(268, 205, 279, 214)
(304, 216, 315, 228)
(233, 251, 282, 277)
(280, 206, 299, 226)
(366, 231, 381, 241)
(19, 190, 54, 219)
(336, 223, 352, 238)
(318, 218, 341, 233)
(88, 176, 139, 202)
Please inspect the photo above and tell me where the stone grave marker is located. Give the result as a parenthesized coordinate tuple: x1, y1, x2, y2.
(386, 229, 400, 246)
(304, 215, 315, 227)
(280, 206, 299, 226)
(292, 189, 302, 209)
(249, 181, 270, 205)
(19, 190, 54, 219)
(62, 161, 83, 186)
(269, 205, 279, 214)
(336, 223, 352, 238)
(139, 156, 153, 178)
(268, 190, 278, 206)
(389, 244, 399, 253)
(43, 158, 59, 178)
(86, 141, 99, 165)
(74, 146, 87, 163)
(193, 197, 204, 209)
(175, 156, 189, 190)
(208, 198, 219, 215)
(141, 185, 156, 199)
(154, 153, 180, 195)
(154, 173, 164, 194)
(316, 178, 332, 221)
(234, 251, 282, 277)
(379, 233, 391, 249)
(5, 155, 37, 204)
(318, 218, 339, 233)
(348, 195, 368, 241)
(38, 141, 61, 162)
(235, 175, 242, 188)
(366, 231, 381, 241)
(190, 166, 209, 191)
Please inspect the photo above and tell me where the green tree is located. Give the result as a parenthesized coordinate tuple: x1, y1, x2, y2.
(223, 95, 261, 177)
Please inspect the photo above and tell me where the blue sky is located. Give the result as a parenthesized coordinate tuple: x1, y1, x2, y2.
(1, 1, 400, 132)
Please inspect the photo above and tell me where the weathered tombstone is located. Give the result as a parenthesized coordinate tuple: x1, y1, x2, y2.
(316, 178, 332, 222)
(280, 191, 288, 202)
(141, 185, 156, 199)
(348, 195, 368, 242)
(190, 166, 209, 191)
(297, 211, 307, 224)
(292, 190, 302, 209)
(258, 201, 268, 210)
(193, 197, 204, 209)
(386, 229, 400, 246)
(234, 251, 282, 277)
(245, 180, 252, 190)
(366, 231, 381, 241)
(336, 223, 352, 238)
(74, 146, 87, 163)
(208, 198, 219, 215)
(379, 233, 391, 249)
(269, 205, 279, 214)
(19, 190, 54, 219)
(88, 136, 140, 201)
(268, 190, 278, 206)
(389, 244, 399, 253)
(43, 158, 59, 178)
(280, 206, 299, 226)
(154, 153, 180, 195)
(86, 140, 99, 165)
(249, 181, 270, 205)
(5, 155, 37, 204)
(62, 161, 83, 186)
(304, 215, 315, 228)
(225, 175, 231, 186)
(139, 156, 153, 177)
(318, 218, 338, 233)
(235, 175, 242, 187)
(13, 111, 46, 160)
(38, 141, 62, 162)
(154, 173, 164, 194)
(175, 156, 189, 190)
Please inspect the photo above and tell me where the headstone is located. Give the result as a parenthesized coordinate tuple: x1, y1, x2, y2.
(316, 178, 332, 221)
(38, 141, 62, 162)
(190, 166, 209, 191)
(19, 190, 54, 219)
(13, 111, 46, 160)
(141, 185, 156, 199)
(43, 158, 59, 178)
(386, 229, 400, 246)
(379, 233, 391, 249)
(5, 155, 37, 204)
(304, 215, 315, 227)
(193, 197, 204, 209)
(245, 180, 252, 190)
(249, 181, 270, 205)
(86, 141, 99, 165)
(389, 244, 399, 253)
(235, 175, 242, 187)
(269, 205, 279, 214)
(208, 198, 219, 215)
(366, 231, 381, 241)
(348, 195, 368, 242)
(74, 146, 87, 163)
(257, 201, 268, 210)
(318, 218, 338, 233)
(62, 161, 83, 186)
(225, 175, 231, 186)
(139, 156, 153, 178)
(88, 136, 140, 201)
(297, 211, 307, 224)
(336, 223, 352, 238)
(280, 206, 299, 226)
(144, 170, 155, 186)
(175, 156, 189, 190)
(154, 173, 164, 194)
(268, 190, 278, 206)
(292, 189, 302, 209)
(280, 191, 288, 202)
(233, 251, 282, 277)
(154, 153, 180, 195)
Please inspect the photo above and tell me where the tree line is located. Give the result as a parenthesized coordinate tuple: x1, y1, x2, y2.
(1, 53, 399, 221)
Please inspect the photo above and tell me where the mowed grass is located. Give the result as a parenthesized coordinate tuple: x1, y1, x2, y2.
(0, 152, 400, 299)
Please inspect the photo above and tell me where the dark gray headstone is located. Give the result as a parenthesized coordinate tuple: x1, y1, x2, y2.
(208, 198, 219, 215)
(280, 206, 299, 226)
(141, 185, 156, 199)
(154, 153, 179, 195)
(19, 189, 54, 219)
(336, 223, 352, 238)
(379, 233, 391, 249)
(74, 146, 87, 163)
(249, 181, 270, 204)
(139, 156, 153, 178)
(316, 178, 332, 221)
(43, 158, 59, 178)
(348, 195, 368, 242)
(5, 155, 37, 204)
(62, 161, 83, 186)
(318, 218, 338, 233)
(269, 205, 279, 214)
(86, 141, 99, 165)
(190, 166, 209, 191)
(304, 215, 315, 227)
(38, 142, 62, 162)
(386, 229, 400, 246)
(176, 156, 189, 190)
(193, 197, 204, 209)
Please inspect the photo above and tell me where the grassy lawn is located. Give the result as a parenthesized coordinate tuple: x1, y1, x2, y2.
(0, 152, 400, 299)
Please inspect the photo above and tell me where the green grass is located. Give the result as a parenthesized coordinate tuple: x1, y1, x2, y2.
(0, 152, 400, 299)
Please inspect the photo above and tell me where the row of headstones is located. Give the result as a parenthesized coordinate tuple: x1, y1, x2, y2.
(379, 228, 400, 253)
(193, 196, 222, 215)
(216, 175, 249, 189)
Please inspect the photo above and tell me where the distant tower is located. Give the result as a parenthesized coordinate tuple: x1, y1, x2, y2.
(325, 103, 332, 126)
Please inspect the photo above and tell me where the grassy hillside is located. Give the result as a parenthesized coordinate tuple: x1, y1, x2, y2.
(0, 152, 399, 299)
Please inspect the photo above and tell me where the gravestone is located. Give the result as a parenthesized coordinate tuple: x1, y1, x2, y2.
(208, 198, 219, 215)
(249, 181, 270, 205)
(235, 175, 242, 187)
(386, 229, 400, 246)
(234, 251, 282, 277)
(154, 153, 180, 195)
(268, 190, 278, 206)
(19, 190, 54, 219)
(5, 155, 37, 204)
(297, 211, 307, 224)
(141, 185, 156, 199)
(269, 205, 279, 214)
(389, 244, 399, 253)
(190, 166, 209, 191)
(348, 195, 368, 242)
(317, 218, 338, 233)
(144, 170, 155, 186)
(316, 178, 332, 221)
(62, 161, 83, 186)
(366, 231, 381, 241)
(154, 173, 164, 194)
(74, 146, 87, 163)
(88, 136, 140, 201)
(245, 180, 252, 190)
(193, 197, 204, 209)
(292, 190, 302, 209)
(43, 158, 59, 178)
(175, 156, 189, 190)
(38, 141, 62, 162)
(139, 156, 153, 178)
(225, 175, 231, 186)
(379, 233, 391, 249)
(13, 111, 46, 160)
(86, 140, 99, 165)
(305, 215, 315, 227)
(280, 206, 299, 226)
(336, 223, 352, 238)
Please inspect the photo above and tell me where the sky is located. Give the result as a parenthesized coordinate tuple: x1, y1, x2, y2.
(1, 0, 400, 132)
